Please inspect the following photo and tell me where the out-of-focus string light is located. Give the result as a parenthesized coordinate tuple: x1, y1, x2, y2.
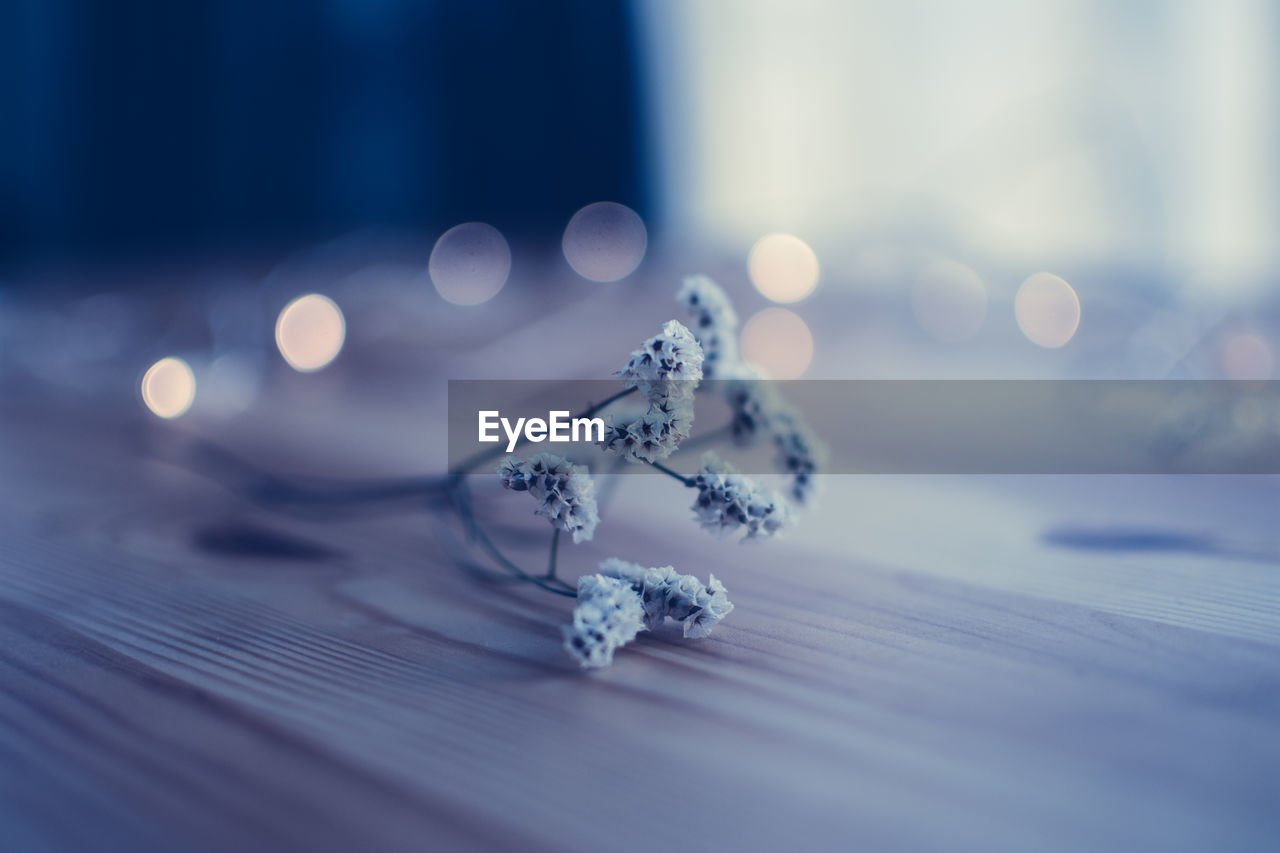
(275, 294, 345, 372)
(1220, 331, 1273, 380)
(141, 357, 196, 419)
(562, 201, 647, 282)
(912, 260, 987, 343)
(740, 307, 814, 379)
(1015, 272, 1080, 348)
(429, 222, 511, 306)
(747, 233, 819, 303)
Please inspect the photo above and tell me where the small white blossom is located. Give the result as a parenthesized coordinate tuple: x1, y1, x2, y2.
(721, 366, 779, 445)
(496, 456, 531, 491)
(614, 319, 704, 398)
(497, 453, 600, 543)
(599, 558, 678, 629)
(563, 574, 646, 668)
(598, 558, 735, 638)
(674, 277, 826, 502)
(690, 452, 792, 543)
(771, 408, 828, 506)
(604, 320, 702, 462)
(715, 366, 826, 506)
(684, 574, 734, 639)
(677, 275, 739, 379)
(596, 556, 650, 585)
(663, 572, 709, 623)
(598, 386, 696, 462)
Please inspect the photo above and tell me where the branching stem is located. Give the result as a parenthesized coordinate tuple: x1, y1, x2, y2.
(546, 527, 561, 580)
(447, 478, 575, 596)
(645, 460, 695, 487)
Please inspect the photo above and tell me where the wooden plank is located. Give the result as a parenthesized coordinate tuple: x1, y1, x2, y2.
(2, 501, 1277, 852)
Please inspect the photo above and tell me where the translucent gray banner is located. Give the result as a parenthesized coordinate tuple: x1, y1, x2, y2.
(447, 380, 1280, 474)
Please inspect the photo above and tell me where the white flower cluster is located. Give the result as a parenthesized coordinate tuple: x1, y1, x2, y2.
(497, 453, 600, 543)
(770, 408, 827, 506)
(598, 557, 735, 639)
(563, 574, 646, 668)
(601, 320, 703, 462)
(690, 452, 792, 543)
(724, 380, 827, 506)
(598, 394, 695, 463)
(613, 319, 704, 396)
(722, 365, 777, 444)
(677, 275, 739, 379)
(676, 277, 827, 506)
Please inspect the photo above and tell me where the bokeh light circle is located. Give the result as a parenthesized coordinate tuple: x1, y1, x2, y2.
(428, 222, 512, 306)
(740, 307, 814, 379)
(561, 202, 647, 282)
(1015, 272, 1080, 348)
(275, 294, 346, 372)
(747, 233, 820, 303)
(912, 260, 987, 343)
(141, 357, 196, 419)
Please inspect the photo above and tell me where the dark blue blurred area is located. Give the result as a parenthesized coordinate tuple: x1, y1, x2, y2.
(0, 0, 651, 272)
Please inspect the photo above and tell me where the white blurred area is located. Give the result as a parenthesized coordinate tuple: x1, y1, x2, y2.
(641, 0, 1278, 292)
(275, 294, 346, 372)
(141, 357, 196, 419)
(562, 202, 649, 283)
(429, 223, 512, 306)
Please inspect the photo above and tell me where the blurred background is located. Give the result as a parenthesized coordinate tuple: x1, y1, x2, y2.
(2, 0, 1279, 414)
(4, 7, 1280, 851)
(0, 0, 648, 263)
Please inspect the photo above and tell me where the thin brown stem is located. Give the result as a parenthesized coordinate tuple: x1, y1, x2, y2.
(546, 527, 561, 580)
(447, 479, 576, 596)
(594, 454, 629, 514)
(645, 460, 695, 487)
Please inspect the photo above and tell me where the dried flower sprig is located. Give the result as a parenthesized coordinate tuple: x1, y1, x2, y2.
(677, 275, 828, 505)
(613, 318, 704, 396)
(598, 558, 735, 639)
(677, 275, 739, 378)
(691, 452, 792, 542)
(563, 558, 736, 669)
(453, 278, 818, 667)
(600, 320, 702, 463)
(770, 408, 827, 506)
(723, 365, 775, 444)
(195, 275, 820, 668)
(563, 573, 647, 667)
(598, 390, 696, 463)
(498, 453, 600, 544)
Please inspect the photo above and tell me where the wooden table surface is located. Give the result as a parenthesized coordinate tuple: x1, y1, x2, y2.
(2, 286, 1279, 852)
